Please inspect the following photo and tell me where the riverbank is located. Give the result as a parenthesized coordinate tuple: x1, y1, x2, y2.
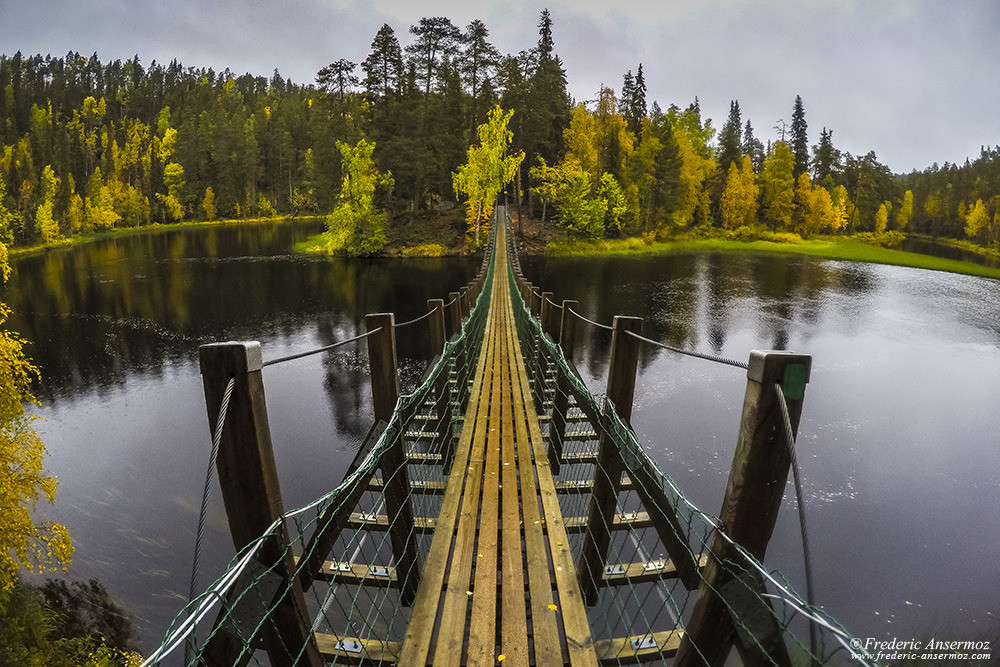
(543, 233, 1000, 280)
(7, 215, 323, 260)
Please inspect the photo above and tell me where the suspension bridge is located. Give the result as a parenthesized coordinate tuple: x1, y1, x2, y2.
(144, 209, 874, 666)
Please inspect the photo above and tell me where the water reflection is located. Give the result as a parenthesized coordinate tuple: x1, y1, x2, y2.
(522, 253, 881, 375)
(525, 251, 1000, 644)
(6, 228, 998, 650)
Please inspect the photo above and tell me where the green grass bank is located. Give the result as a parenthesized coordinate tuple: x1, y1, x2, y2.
(544, 234, 1000, 281)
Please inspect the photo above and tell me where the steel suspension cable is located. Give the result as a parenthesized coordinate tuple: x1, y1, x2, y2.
(186, 375, 235, 663)
(393, 308, 435, 329)
(261, 328, 382, 367)
(774, 382, 819, 659)
(624, 329, 750, 370)
(567, 307, 614, 331)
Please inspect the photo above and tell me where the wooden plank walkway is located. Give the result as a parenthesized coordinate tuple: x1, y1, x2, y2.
(398, 223, 598, 666)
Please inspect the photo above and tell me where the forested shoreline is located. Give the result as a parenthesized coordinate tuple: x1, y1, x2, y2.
(1, 10, 999, 255)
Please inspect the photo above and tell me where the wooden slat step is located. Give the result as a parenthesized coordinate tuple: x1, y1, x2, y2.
(294, 557, 399, 588)
(346, 512, 438, 532)
(563, 511, 653, 532)
(601, 554, 708, 586)
(369, 478, 447, 494)
(594, 630, 683, 664)
(563, 430, 598, 441)
(560, 450, 599, 465)
(554, 475, 634, 493)
(404, 430, 439, 440)
(405, 452, 443, 465)
(314, 633, 400, 664)
(538, 413, 591, 423)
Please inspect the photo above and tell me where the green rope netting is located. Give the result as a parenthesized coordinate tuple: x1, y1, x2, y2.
(148, 215, 876, 667)
(503, 222, 877, 667)
(144, 235, 496, 666)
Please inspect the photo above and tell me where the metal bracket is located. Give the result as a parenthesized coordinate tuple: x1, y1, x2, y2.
(358, 512, 379, 523)
(630, 635, 657, 651)
(643, 559, 666, 572)
(604, 564, 626, 576)
(369, 566, 392, 578)
(335, 639, 364, 654)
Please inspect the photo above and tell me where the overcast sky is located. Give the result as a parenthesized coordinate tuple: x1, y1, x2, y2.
(3, 0, 998, 173)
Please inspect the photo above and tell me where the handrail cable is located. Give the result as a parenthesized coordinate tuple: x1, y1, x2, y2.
(774, 382, 819, 659)
(567, 306, 614, 331)
(261, 328, 382, 368)
(393, 308, 435, 329)
(625, 329, 750, 370)
(185, 375, 236, 663)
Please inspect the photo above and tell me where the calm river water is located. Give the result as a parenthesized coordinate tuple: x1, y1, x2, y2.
(4, 220, 998, 652)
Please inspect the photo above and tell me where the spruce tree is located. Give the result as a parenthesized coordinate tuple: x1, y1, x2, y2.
(790, 94, 808, 179)
(811, 127, 840, 183)
(743, 119, 765, 173)
(717, 100, 743, 172)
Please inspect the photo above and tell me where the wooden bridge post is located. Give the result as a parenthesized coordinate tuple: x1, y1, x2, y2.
(547, 300, 579, 472)
(459, 287, 471, 319)
(530, 287, 542, 318)
(428, 299, 455, 470)
(674, 350, 811, 667)
(427, 299, 446, 358)
(559, 300, 578, 358)
(540, 291, 556, 339)
(365, 314, 421, 606)
(446, 292, 462, 339)
(198, 342, 322, 667)
(578, 315, 642, 605)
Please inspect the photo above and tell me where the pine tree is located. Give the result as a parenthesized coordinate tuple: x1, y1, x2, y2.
(459, 20, 501, 132)
(790, 95, 808, 179)
(621, 71, 637, 134)
(811, 127, 840, 182)
(316, 60, 358, 102)
(406, 17, 462, 96)
(634, 64, 647, 124)
(362, 24, 404, 98)
(537, 9, 554, 61)
(716, 100, 743, 173)
(742, 119, 764, 173)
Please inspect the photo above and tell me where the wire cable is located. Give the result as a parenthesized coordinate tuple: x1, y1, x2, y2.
(262, 329, 382, 367)
(625, 329, 749, 370)
(567, 307, 614, 331)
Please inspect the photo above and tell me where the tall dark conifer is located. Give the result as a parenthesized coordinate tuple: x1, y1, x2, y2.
(717, 99, 743, 172)
(743, 119, 764, 172)
(361, 24, 404, 99)
(811, 127, 840, 183)
(791, 94, 808, 178)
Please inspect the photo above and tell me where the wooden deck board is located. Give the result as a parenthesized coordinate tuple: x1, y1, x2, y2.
(397, 222, 599, 666)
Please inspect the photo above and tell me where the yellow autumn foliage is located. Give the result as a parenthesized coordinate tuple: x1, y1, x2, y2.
(0, 192, 72, 587)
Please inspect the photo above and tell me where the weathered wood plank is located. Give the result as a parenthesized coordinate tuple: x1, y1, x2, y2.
(508, 300, 598, 667)
(396, 280, 498, 666)
(499, 306, 529, 665)
(594, 630, 684, 664)
(315, 633, 401, 664)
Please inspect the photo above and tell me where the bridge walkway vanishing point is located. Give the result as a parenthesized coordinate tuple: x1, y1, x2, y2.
(145, 208, 879, 666)
(397, 218, 596, 665)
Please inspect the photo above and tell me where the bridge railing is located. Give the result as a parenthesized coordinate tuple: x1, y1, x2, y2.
(143, 224, 500, 665)
(505, 212, 875, 666)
